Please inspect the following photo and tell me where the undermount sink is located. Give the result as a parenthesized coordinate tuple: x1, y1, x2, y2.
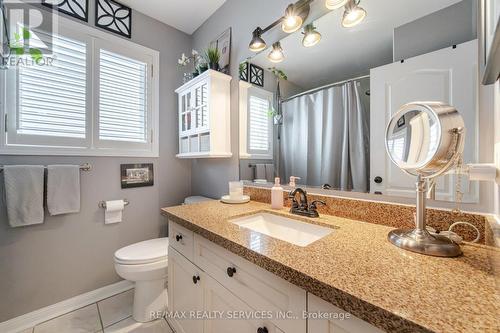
(230, 212, 333, 247)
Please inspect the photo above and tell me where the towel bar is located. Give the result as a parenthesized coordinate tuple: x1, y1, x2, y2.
(98, 199, 130, 209)
(0, 163, 92, 172)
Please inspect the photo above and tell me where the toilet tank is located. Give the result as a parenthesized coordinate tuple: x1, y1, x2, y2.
(183, 196, 214, 205)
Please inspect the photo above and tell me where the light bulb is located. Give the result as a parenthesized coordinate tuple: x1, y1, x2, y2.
(249, 28, 267, 52)
(282, 4, 303, 33)
(342, 3, 366, 28)
(267, 42, 284, 63)
(302, 24, 321, 47)
(325, 0, 348, 10)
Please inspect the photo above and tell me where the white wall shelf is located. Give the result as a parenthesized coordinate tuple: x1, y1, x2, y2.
(175, 70, 232, 159)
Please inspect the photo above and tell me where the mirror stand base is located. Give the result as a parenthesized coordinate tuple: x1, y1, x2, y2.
(388, 229, 462, 257)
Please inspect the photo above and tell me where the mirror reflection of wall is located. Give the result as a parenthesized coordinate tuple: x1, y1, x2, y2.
(239, 0, 481, 204)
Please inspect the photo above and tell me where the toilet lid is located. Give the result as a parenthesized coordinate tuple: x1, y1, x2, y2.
(114, 238, 169, 265)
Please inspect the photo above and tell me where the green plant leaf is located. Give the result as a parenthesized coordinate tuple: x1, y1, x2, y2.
(22, 27, 31, 40)
(29, 48, 43, 63)
(11, 47, 24, 55)
(14, 32, 21, 42)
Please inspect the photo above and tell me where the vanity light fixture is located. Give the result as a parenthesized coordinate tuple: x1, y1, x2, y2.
(249, 28, 267, 52)
(248, 0, 312, 52)
(268, 42, 285, 63)
(325, 0, 348, 10)
(302, 23, 321, 47)
(342, 0, 366, 28)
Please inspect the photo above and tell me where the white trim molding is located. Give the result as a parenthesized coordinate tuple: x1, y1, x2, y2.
(0, 280, 133, 333)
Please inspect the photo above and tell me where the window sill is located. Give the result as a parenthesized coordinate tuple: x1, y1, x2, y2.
(0, 145, 159, 158)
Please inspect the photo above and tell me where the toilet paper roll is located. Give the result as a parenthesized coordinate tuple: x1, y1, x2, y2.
(105, 200, 124, 224)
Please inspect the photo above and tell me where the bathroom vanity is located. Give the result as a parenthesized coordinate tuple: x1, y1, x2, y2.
(162, 201, 498, 333)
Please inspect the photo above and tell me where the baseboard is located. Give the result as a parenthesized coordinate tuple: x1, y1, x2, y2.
(0, 280, 134, 333)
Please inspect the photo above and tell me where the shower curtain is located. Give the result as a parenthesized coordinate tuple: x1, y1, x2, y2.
(279, 81, 369, 192)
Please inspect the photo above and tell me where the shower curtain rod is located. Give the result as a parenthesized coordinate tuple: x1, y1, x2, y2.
(281, 74, 370, 103)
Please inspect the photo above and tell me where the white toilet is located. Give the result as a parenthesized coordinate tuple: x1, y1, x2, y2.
(114, 238, 168, 323)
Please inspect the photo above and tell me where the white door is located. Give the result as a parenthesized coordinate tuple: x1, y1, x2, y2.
(307, 294, 383, 333)
(203, 274, 282, 333)
(370, 39, 478, 202)
(167, 247, 204, 333)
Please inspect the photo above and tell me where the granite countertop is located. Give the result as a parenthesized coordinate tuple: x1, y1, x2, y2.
(161, 201, 500, 333)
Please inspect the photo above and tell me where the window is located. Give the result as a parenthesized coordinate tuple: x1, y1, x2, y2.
(247, 87, 273, 159)
(1, 16, 159, 156)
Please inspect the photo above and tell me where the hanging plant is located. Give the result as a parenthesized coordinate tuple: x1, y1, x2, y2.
(268, 67, 288, 81)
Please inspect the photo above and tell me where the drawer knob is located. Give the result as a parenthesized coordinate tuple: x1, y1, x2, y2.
(257, 327, 268, 333)
(192, 275, 200, 284)
(226, 267, 237, 277)
(175, 234, 183, 242)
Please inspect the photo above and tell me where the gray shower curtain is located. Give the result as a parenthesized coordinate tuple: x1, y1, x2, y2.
(279, 81, 369, 192)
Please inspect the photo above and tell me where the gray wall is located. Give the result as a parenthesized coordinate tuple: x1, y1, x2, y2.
(191, 0, 297, 198)
(0, 3, 192, 321)
(394, 0, 477, 61)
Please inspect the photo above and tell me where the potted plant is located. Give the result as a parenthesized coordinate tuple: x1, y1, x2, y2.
(203, 47, 221, 71)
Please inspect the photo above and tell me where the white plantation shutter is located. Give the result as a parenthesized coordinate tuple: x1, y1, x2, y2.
(2, 17, 159, 156)
(248, 89, 273, 158)
(16, 31, 88, 143)
(98, 49, 148, 143)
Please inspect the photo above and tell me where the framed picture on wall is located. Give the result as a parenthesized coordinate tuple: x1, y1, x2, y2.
(210, 27, 231, 74)
(120, 163, 154, 188)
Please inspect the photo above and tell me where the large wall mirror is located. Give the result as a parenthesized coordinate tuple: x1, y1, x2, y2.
(239, 0, 487, 204)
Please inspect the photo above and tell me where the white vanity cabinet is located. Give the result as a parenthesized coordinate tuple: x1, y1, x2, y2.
(167, 220, 383, 333)
(175, 70, 232, 158)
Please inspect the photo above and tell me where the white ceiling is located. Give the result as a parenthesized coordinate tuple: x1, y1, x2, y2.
(119, 0, 227, 34)
(251, 0, 464, 90)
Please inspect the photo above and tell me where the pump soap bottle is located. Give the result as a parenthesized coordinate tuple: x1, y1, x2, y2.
(271, 177, 284, 209)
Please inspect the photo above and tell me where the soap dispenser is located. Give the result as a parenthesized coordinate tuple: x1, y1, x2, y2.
(289, 176, 300, 188)
(271, 177, 284, 209)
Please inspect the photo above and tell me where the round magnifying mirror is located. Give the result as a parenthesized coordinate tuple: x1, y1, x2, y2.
(386, 102, 465, 179)
(385, 102, 466, 257)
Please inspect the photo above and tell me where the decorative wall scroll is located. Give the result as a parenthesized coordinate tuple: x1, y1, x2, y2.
(249, 63, 264, 87)
(96, 0, 132, 38)
(42, 0, 89, 22)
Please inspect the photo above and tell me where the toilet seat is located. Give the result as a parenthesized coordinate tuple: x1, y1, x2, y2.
(114, 238, 168, 265)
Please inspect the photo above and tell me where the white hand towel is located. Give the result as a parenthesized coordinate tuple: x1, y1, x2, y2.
(47, 165, 81, 216)
(3, 165, 45, 227)
(265, 164, 275, 182)
(255, 164, 266, 181)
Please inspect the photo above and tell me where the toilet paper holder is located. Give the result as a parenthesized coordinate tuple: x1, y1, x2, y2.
(98, 199, 130, 209)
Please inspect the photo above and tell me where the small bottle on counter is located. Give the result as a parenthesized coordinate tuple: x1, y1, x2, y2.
(271, 177, 284, 209)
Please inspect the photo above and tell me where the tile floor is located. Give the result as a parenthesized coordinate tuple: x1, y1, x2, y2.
(19, 289, 174, 333)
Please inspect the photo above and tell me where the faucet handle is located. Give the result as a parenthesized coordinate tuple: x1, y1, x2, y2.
(309, 200, 326, 211)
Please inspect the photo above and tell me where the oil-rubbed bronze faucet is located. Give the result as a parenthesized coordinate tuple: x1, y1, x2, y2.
(288, 188, 326, 218)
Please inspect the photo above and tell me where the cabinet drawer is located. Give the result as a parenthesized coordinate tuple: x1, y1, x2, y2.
(194, 234, 306, 333)
(169, 221, 194, 261)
